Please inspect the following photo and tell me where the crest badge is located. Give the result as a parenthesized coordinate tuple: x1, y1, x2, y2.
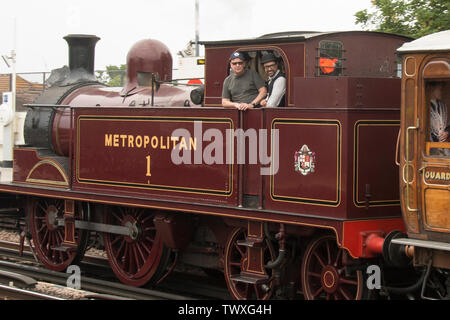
(294, 145, 316, 175)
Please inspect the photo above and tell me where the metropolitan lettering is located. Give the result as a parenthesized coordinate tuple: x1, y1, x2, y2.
(104, 134, 197, 151)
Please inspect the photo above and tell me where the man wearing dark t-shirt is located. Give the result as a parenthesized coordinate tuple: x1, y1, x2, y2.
(222, 51, 267, 111)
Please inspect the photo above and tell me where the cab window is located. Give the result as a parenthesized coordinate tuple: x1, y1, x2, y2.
(318, 40, 343, 76)
(227, 50, 286, 81)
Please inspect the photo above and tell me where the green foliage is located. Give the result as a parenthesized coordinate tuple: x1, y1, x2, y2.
(355, 0, 450, 38)
(96, 64, 126, 86)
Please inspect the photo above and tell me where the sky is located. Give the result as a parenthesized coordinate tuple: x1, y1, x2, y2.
(0, 0, 374, 75)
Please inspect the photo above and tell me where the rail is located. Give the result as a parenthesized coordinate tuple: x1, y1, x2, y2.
(0, 269, 64, 300)
(0, 284, 65, 300)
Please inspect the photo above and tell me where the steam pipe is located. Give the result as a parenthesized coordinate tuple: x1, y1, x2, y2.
(365, 233, 385, 255)
(265, 223, 286, 269)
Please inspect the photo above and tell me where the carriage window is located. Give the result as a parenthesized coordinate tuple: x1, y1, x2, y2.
(318, 41, 343, 76)
(426, 80, 450, 158)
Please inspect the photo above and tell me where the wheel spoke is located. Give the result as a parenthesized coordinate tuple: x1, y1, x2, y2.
(135, 242, 147, 263)
(307, 271, 321, 279)
(114, 238, 126, 260)
(339, 287, 352, 300)
(340, 277, 358, 286)
(38, 224, 46, 233)
(56, 230, 64, 243)
(326, 240, 332, 265)
(132, 244, 141, 271)
(41, 229, 49, 247)
(37, 202, 47, 214)
(334, 248, 342, 267)
(141, 241, 152, 254)
(55, 201, 63, 212)
(111, 211, 123, 224)
(313, 251, 326, 268)
(111, 235, 122, 246)
(234, 244, 245, 258)
(312, 286, 324, 298)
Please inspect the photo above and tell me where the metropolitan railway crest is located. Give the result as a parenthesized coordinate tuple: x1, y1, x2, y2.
(294, 145, 316, 175)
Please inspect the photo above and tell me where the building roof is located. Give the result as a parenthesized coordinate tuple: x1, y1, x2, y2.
(0, 74, 44, 92)
(397, 30, 450, 53)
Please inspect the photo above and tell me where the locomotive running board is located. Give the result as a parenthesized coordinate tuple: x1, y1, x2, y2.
(392, 238, 450, 252)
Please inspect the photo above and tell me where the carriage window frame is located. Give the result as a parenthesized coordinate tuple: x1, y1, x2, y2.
(317, 40, 344, 77)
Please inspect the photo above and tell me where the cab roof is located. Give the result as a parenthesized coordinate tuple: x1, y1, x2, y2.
(200, 30, 411, 46)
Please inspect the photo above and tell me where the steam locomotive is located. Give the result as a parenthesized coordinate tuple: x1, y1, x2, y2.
(0, 29, 448, 300)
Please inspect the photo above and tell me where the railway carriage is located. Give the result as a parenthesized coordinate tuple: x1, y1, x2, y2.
(391, 30, 450, 300)
(1, 30, 446, 300)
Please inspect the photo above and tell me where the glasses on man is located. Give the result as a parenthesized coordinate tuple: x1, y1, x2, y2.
(231, 61, 244, 66)
(264, 63, 277, 69)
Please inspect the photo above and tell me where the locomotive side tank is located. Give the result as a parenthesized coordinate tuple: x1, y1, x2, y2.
(0, 31, 422, 300)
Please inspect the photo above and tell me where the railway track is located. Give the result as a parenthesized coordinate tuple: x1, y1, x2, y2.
(0, 284, 65, 300)
(0, 238, 230, 300)
(0, 269, 64, 300)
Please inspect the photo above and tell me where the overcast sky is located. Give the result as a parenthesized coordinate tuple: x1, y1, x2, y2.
(0, 0, 374, 74)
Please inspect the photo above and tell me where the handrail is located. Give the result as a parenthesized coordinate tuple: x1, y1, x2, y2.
(405, 118, 419, 212)
(395, 129, 401, 166)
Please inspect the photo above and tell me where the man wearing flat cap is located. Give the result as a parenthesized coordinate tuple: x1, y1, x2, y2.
(222, 51, 267, 110)
(260, 52, 286, 107)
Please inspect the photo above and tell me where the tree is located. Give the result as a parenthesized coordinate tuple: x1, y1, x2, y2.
(96, 64, 126, 86)
(355, 0, 450, 38)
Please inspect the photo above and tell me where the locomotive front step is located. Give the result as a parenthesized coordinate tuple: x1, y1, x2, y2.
(230, 273, 270, 285)
(236, 238, 264, 248)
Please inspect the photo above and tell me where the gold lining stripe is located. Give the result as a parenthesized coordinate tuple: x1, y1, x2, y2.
(25, 159, 69, 187)
(353, 120, 400, 208)
(76, 115, 235, 197)
(270, 118, 342, 207)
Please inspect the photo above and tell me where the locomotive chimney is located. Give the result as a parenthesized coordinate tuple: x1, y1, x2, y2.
(61, 34, 100, 85)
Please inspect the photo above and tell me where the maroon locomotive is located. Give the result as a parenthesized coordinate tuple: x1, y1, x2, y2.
(1, 30, 441, 300)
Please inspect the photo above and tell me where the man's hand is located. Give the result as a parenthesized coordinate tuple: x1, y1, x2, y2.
(236, 103, 254, 110)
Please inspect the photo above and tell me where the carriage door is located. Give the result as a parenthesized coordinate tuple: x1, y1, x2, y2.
(420, 59, 450, 237)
